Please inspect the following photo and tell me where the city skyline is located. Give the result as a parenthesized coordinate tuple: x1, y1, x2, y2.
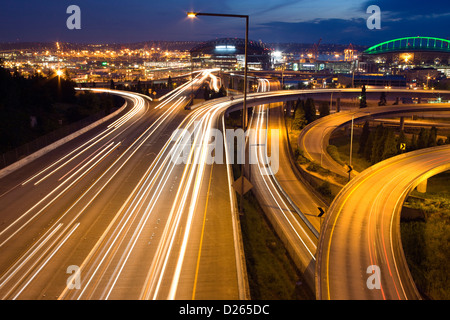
(0, 0, 449, 46)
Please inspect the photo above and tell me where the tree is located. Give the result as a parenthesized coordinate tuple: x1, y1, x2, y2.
(110, 79, 115, 90)
(364, 132, 375, 162)
(319, 101, 330, 118)
(303, 97, 317, 124)
(218, 85, 227, 97)
(417, 127, 429, 149)
(360, 85, 368, 108)
(317, 180, 332, 198)
(358, 121, 371, 154)
(427, 126, 437, 147)
(410, 134, 418, 151)
(167, 76, 173, 89)
(203, 85, 210, 100)
(136, 80, 142, 93)
(293, 98, 304, 115)
(292, 105, 307, 130)
(381, 129, 397, 161)
(378, 92, 387, 106)
(371, 124, 385, 164)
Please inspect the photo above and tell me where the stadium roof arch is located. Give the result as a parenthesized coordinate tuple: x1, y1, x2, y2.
(364, 36, 450, 55)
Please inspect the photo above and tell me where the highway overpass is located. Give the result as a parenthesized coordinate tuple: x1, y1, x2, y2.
(315, 145, 450, 299)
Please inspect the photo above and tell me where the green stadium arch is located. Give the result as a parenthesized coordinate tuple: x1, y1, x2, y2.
(364, 37, 450, 55)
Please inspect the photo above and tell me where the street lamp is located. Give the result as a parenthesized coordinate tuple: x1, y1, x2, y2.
(349, 114, 354, 168)
(187, 11, 249, 214)
(187, 11, 249, 128)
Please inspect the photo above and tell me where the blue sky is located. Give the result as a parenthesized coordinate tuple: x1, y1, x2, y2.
(0, 0, 448, 45)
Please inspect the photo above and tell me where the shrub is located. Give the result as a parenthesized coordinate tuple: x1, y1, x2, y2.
(326, 145, 343, 165)
(317, 181, 333, 198)
(306, 162, 320, 172)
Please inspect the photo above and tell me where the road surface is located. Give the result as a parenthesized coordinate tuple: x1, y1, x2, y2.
(298, 103, 450, 177)
(0, 71, 245, 300)
(315, 145, 450, 300)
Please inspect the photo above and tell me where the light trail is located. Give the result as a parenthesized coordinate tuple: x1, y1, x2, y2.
(0, 141, 120, 249)
(1, 72, 336, 300)
(21, 90, 148, 186)
(251, 103, 316, 259)
(0, 80, 206, 299)
(57, 78, 221, 300)
(11, 223, 80, 300)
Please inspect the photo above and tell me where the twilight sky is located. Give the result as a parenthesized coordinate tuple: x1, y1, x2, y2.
(0, 0, 449, 46)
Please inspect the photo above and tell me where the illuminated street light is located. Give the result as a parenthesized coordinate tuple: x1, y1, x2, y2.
(187, 10, 249, 214)
(56, 69, 63, 77)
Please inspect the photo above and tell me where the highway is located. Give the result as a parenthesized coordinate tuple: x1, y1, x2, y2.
(315, 145, 450, 300)
(0, 70, 246, 300)
(1, 77, 448, 300)
(298, 103, 450, 177)
(226, 77, 330, 289)
(219, 87, 450, 299)
(205, 87, 450, 295)
(246, 101, 319, 288)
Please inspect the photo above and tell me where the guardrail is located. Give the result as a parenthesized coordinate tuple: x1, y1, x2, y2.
(0, 97, 127, 179)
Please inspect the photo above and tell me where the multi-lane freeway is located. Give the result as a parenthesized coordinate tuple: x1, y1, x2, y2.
(225, 87, 450, 300)
(0, 71, 448, 301)
(0, 70, 247, 300)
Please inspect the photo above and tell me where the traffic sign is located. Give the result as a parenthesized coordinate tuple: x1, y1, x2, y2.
(400, 143, 406, 151)
(318, 207, 325, 217)
(232, 175, 253, 196)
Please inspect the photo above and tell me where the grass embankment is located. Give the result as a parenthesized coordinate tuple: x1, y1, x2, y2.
(239, 191, 314, 300)
(226, 112, 314, 300)
(286, 117, 343, 203)
(329, 134, 372, 173)
(402, 172, 450, 300)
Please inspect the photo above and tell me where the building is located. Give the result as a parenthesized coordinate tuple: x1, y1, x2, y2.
(338, 74, 407, 88)
(190, 38, 271, 71)
(359, 36, 450, 75)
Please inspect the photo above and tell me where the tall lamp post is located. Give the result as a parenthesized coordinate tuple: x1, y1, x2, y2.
(187, 11, 249, 214)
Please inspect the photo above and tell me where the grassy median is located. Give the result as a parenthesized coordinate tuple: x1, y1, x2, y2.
(239, 191, 314, 300)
